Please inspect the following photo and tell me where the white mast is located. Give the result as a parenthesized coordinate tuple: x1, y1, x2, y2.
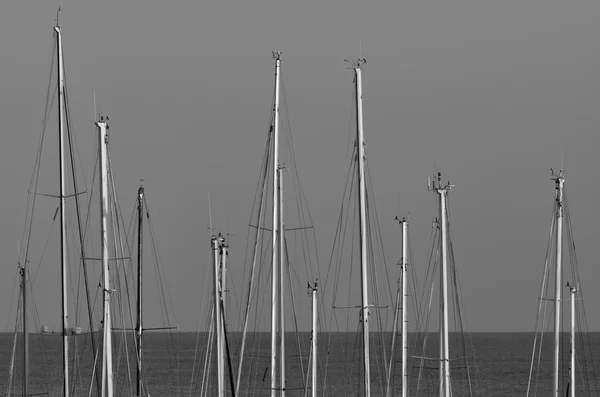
(271, 50, 282, 397)
(401, 218, 409, 397)
(212, 235, 224, 397)
(219, 236, 226, 395)
(279, 165, 286, 397)
(55, 22, 70, 397)
(222, 234, 228, 323)
(348, 57, 371, 397)
(311, 280, 318, 397)
(552, 171, 564, 397)
(136, 185, 144, 397)
(97, 117, 114, 397)
(22, 258, 29, 397)
(430, 172, 451, 397)
(568, 282, 577, 397)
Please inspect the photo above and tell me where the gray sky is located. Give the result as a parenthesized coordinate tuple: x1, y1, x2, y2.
(1, 0, 600, 332)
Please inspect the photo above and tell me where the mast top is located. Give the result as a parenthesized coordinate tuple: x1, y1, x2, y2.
(345, 58, 366, 70)
(428, 172, 453, 192)
(272, 51, 283, 60)
(96, 116, 110, 135)
(394, 215, 408, 225)
(566, 282, 578, 294)
(308, 279, 319, 293)
(551, 168, 565, 183)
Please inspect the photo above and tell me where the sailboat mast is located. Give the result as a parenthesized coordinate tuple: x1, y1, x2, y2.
(401, 218, 409, 397)
(55, 23, 70, 397)
(136, 185, 144, 396)
(22, 265, 28, 397)
(440, 178, 451, 397)
(271, 50, 282, 397)
(352, 58, 371, 397)
(212, 235, 224, 397)
(278, 165, 286, 397)
(219, 237, 226, 395)
(222, 234, 227, 320)
(569, 283, 577, 397)
(97, 118, 114, 397)
(431, 172, 451, 397)
(553, 172, 564, 397)
(311, 280, 318, 397)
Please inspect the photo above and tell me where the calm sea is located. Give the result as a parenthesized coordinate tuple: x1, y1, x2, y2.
(1, 332, 599, 397)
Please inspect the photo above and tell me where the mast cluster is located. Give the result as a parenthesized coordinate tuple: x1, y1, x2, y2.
(21, 14, 595, 397)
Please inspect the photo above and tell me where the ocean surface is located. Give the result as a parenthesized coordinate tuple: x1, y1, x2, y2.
(1, 332, 599, 397)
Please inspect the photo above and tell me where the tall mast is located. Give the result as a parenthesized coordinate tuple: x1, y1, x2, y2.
(136, 185, 144, 396)
(440, 176, 451, 397)
(568, 282, 577, 397)
(270, 50, 282, 397)
(22, 264, 28, 397)
(219, 236, 227, 395)
(278, 165, 286, 397)
(348, 57, 370, 397)
(55, 22, 70, 397)
(97, 117, 114, 397)
(388, 216, 409, 397)
(552, 171, 564, 397)
(222, 233, 228, 323)
(212, 235, 224, 397)
(430, 172, 451, 397)
(311, 280, 318, 397)
(400, 218, 409, 397)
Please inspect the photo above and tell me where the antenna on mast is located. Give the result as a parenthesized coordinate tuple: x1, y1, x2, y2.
(208, 191, 214, 236)
(55, 5, 61, 27)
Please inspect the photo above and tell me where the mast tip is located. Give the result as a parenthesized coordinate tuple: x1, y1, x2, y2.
(345, 58, 366, 69)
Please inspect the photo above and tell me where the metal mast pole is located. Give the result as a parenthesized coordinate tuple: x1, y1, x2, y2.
(279, 165, 286, 397)
(222, 235, 228, 324)
(430, 173, 451, 397)
(219, 235, 226, 395)
(553, 172, 564, 397)
(212, 235, 224, 397)
(349, 58, 370, 397)
(136, 185, 144, 396)
(221, 237, 229, 396)
(401, 218, 409, 397)
(97, 118, 113, 397)
(311, 281, 318, 397)
(439, 179, 450, 397)
(55, 23, 70, 397)
(271, 50, 282, 397)
(22, 265, 28, 397)
(569, 283, 577, 397)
